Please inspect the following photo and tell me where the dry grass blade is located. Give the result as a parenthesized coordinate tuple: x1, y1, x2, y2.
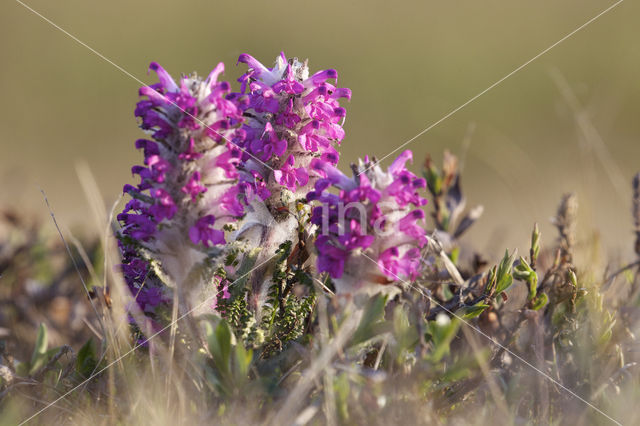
(268, 310, 361, 425)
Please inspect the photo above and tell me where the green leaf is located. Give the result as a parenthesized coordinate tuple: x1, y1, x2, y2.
(462, 303, 490, 319)
(15, 361, 29, 377)
(351, 295, 387, 346)
(335, 373, 350, 422)
(531, 293, 548, 311)
(208, 321, 233, 376)
(29, 323, 48, 375)
(514, 256, 538, 300)
(568, 270, 578, 288)
(442, 284, 455, 302)
(393, 305, 418, 355)
(232, 345, 252, 382)
(597, 316, 616, 347)
(495, 250, 516, 294)
(448, 247, 460, 265)
(441, 351, 488, 382)
(202, 316, 253, 395)
(203, 364, 223, 394)
(76, 338, 98, 378)
(496, 275, 512, 295)
(484, 266, 497, 294)
(424, 164, 442, 195)
(530, 223, 541, 265)
(427, 316, 460, 363)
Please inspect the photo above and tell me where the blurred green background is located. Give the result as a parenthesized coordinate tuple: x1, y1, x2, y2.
(1, 0, 638, 258)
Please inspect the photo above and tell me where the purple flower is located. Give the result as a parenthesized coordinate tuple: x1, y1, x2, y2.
(121, 258, 148, 285)
(315, 235, 349, 279)
(219, 185, 245, 217)
(135, 139, 160, 157)
(181, 171, 207, 202)
(120, 61, 244, 246)
(250, 123, 287, 161)
(385, 151, 428, 207)
(274, 155, 309, 191)
(148, 188, 177, 221)
(137, 287, 167, 312)
(215, 146, 241, 179)
(212, 276, 232, 310)
(189, 215, 226, 247)
(308, 150, 428, 291)
(398, 210, 429, 246)
(119, 61, 247, 318)
(378, 247, 423, 282)
(234, 52, 351, 202)
(119, 212, 156, 241)
(178, 138, 203, 161)
(144, 155, 171, 183)
(239, 170, 271, 202)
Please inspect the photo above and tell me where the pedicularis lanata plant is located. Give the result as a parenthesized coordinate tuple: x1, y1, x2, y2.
(5, 53, 640, 425)
(117, 52, 430, 332)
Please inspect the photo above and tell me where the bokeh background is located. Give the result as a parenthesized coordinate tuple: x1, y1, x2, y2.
(1, 0, 639, 259)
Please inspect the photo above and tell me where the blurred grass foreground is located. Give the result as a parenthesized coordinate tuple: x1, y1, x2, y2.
(1, 153, 639, 424)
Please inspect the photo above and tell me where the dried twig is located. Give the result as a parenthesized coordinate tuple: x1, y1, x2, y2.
(633, 173, 640, 257)
(551, 193, 578, 266)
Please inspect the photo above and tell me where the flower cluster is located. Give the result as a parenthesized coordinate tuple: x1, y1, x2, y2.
(118, 61, 245, 312)
(307, 150, 429, 292)
(230, 52, 351, 205)
(118, 52, 429, 318)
